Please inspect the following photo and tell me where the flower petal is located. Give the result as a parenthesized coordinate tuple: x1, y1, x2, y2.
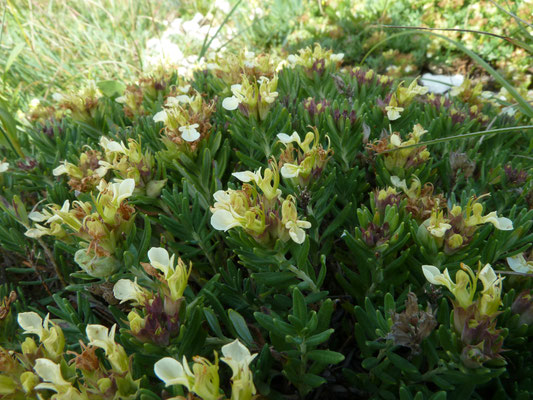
(52, 164, 68, 176)
(280, 163, 300, 178)
(29, 212, 47, 222)
(113, 279, 145, 304)
(148, 247, 170, 271)
(232, 171, 258, 183)
(211, 210, 241, 231)
(479, 264, 498, 291)
(507, 254, 533, 273)
(222, 96, 240, 110)
(221, 339, 257, 379)
(422, 265, 444, 286)
(34, 358, 69, 387)
(86, 324, 112, 353)
(277, 132, 300, 145)
(18, 312, 44, 339)
(154, 357, 192, 389)
(153, 110, 168, 123)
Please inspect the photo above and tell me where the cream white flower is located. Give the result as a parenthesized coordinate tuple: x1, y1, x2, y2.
(113, 278, 147, 305)
(422, 265, 455, 291)
(232, 169, 261, 183)
(147, 247, 191, 300)
(222, 96, 240, 110)
(18, 312, 48, 340)
(148, 247, 172, 277)
(154, 356, 194, 389)
(52, 162, 68, 176)
(390, 133, 402, 147)
(211, 209, 243, 231)
(24, 225, 48, 238)
(18, 312, 65, 360)
(222, 84, 245, 111)
(386, 106, 404, 121)
(390, 176, 408, 192)
(221, 339, 257, 400)
(221, 339, 257, 377)
(153, 110, 168, 124)
(427, 221, 452, 238)
(86, 324, 129, 373)
(179, 123, 201, 142)
(507, 254, 533, 273)
(29, 98, 40, 108)
(482, 212, 513, 231)
(33, 358, 72, 393)
(0, 162, 9, 173)
(286, 220, 312, 244)
(166, 95, 191, 106)
(100, 137, 127, 154)
(277, 132, 302, 146)
(330, 53, 344, 62)
(280, 163, 302, 178)
(479, 264, 498, 291)
(111, 179, 135, 206)
(86, 324, 117, 353)
(28, 211, 48, 223)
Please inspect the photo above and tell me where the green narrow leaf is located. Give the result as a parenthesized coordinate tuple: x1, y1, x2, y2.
(3, 42, 24, 74)
(292, 287, 307, 325)
(228, 309, 254, 346)
(307, 350, 345, 364)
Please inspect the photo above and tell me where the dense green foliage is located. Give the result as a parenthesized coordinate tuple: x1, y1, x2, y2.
(1, 1, 532, 399)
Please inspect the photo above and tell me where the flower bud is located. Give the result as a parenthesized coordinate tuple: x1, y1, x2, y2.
(127, 311, 146, 334)
(511, 290, 533, 325)
(21, 371, 39, 393)
(97, 377, 113, 393)
(74, 249, 120, 278)
(42, 325, 65, 360)
(21, 337, 38, 355)
(0, 375, 16, 395)
(447, 233, 464, 249)
(146, 179, 167, 198)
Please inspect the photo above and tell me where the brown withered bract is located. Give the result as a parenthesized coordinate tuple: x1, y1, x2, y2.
(405, 184, 446, 221)
(386, 292, 437, 355)
(449, 151, 476, 179)
(68, 341, 101, 371)
(0, 291, 17, 320)
(89, 282, 119, 305)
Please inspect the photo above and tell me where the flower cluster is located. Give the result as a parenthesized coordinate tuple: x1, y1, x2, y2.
(278, 128, 333, 187)
(417, 196, 513, 253)
(222, 74, 279, 120)
(286, 43, 344, 75)
(25, 179, 136, 277)
(210, 162, 311, 245)
(115, 84, 146, 118)
(423, 263, 505, 367)
(53, 148, 106, 192)
(53, 135, 166, 197)
(0, 314, 138, 399)
(369, 124, 430, 177)
(113, 247, 191, 345)
(212, 49, 279, 84)
(385, 79, 428, 121)
(52, 80, 102, 122)
(154, 339, 257, 400)
(154, 90, 216, 151)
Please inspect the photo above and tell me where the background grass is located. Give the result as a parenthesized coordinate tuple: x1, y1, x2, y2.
(1, 0, 181, 104)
